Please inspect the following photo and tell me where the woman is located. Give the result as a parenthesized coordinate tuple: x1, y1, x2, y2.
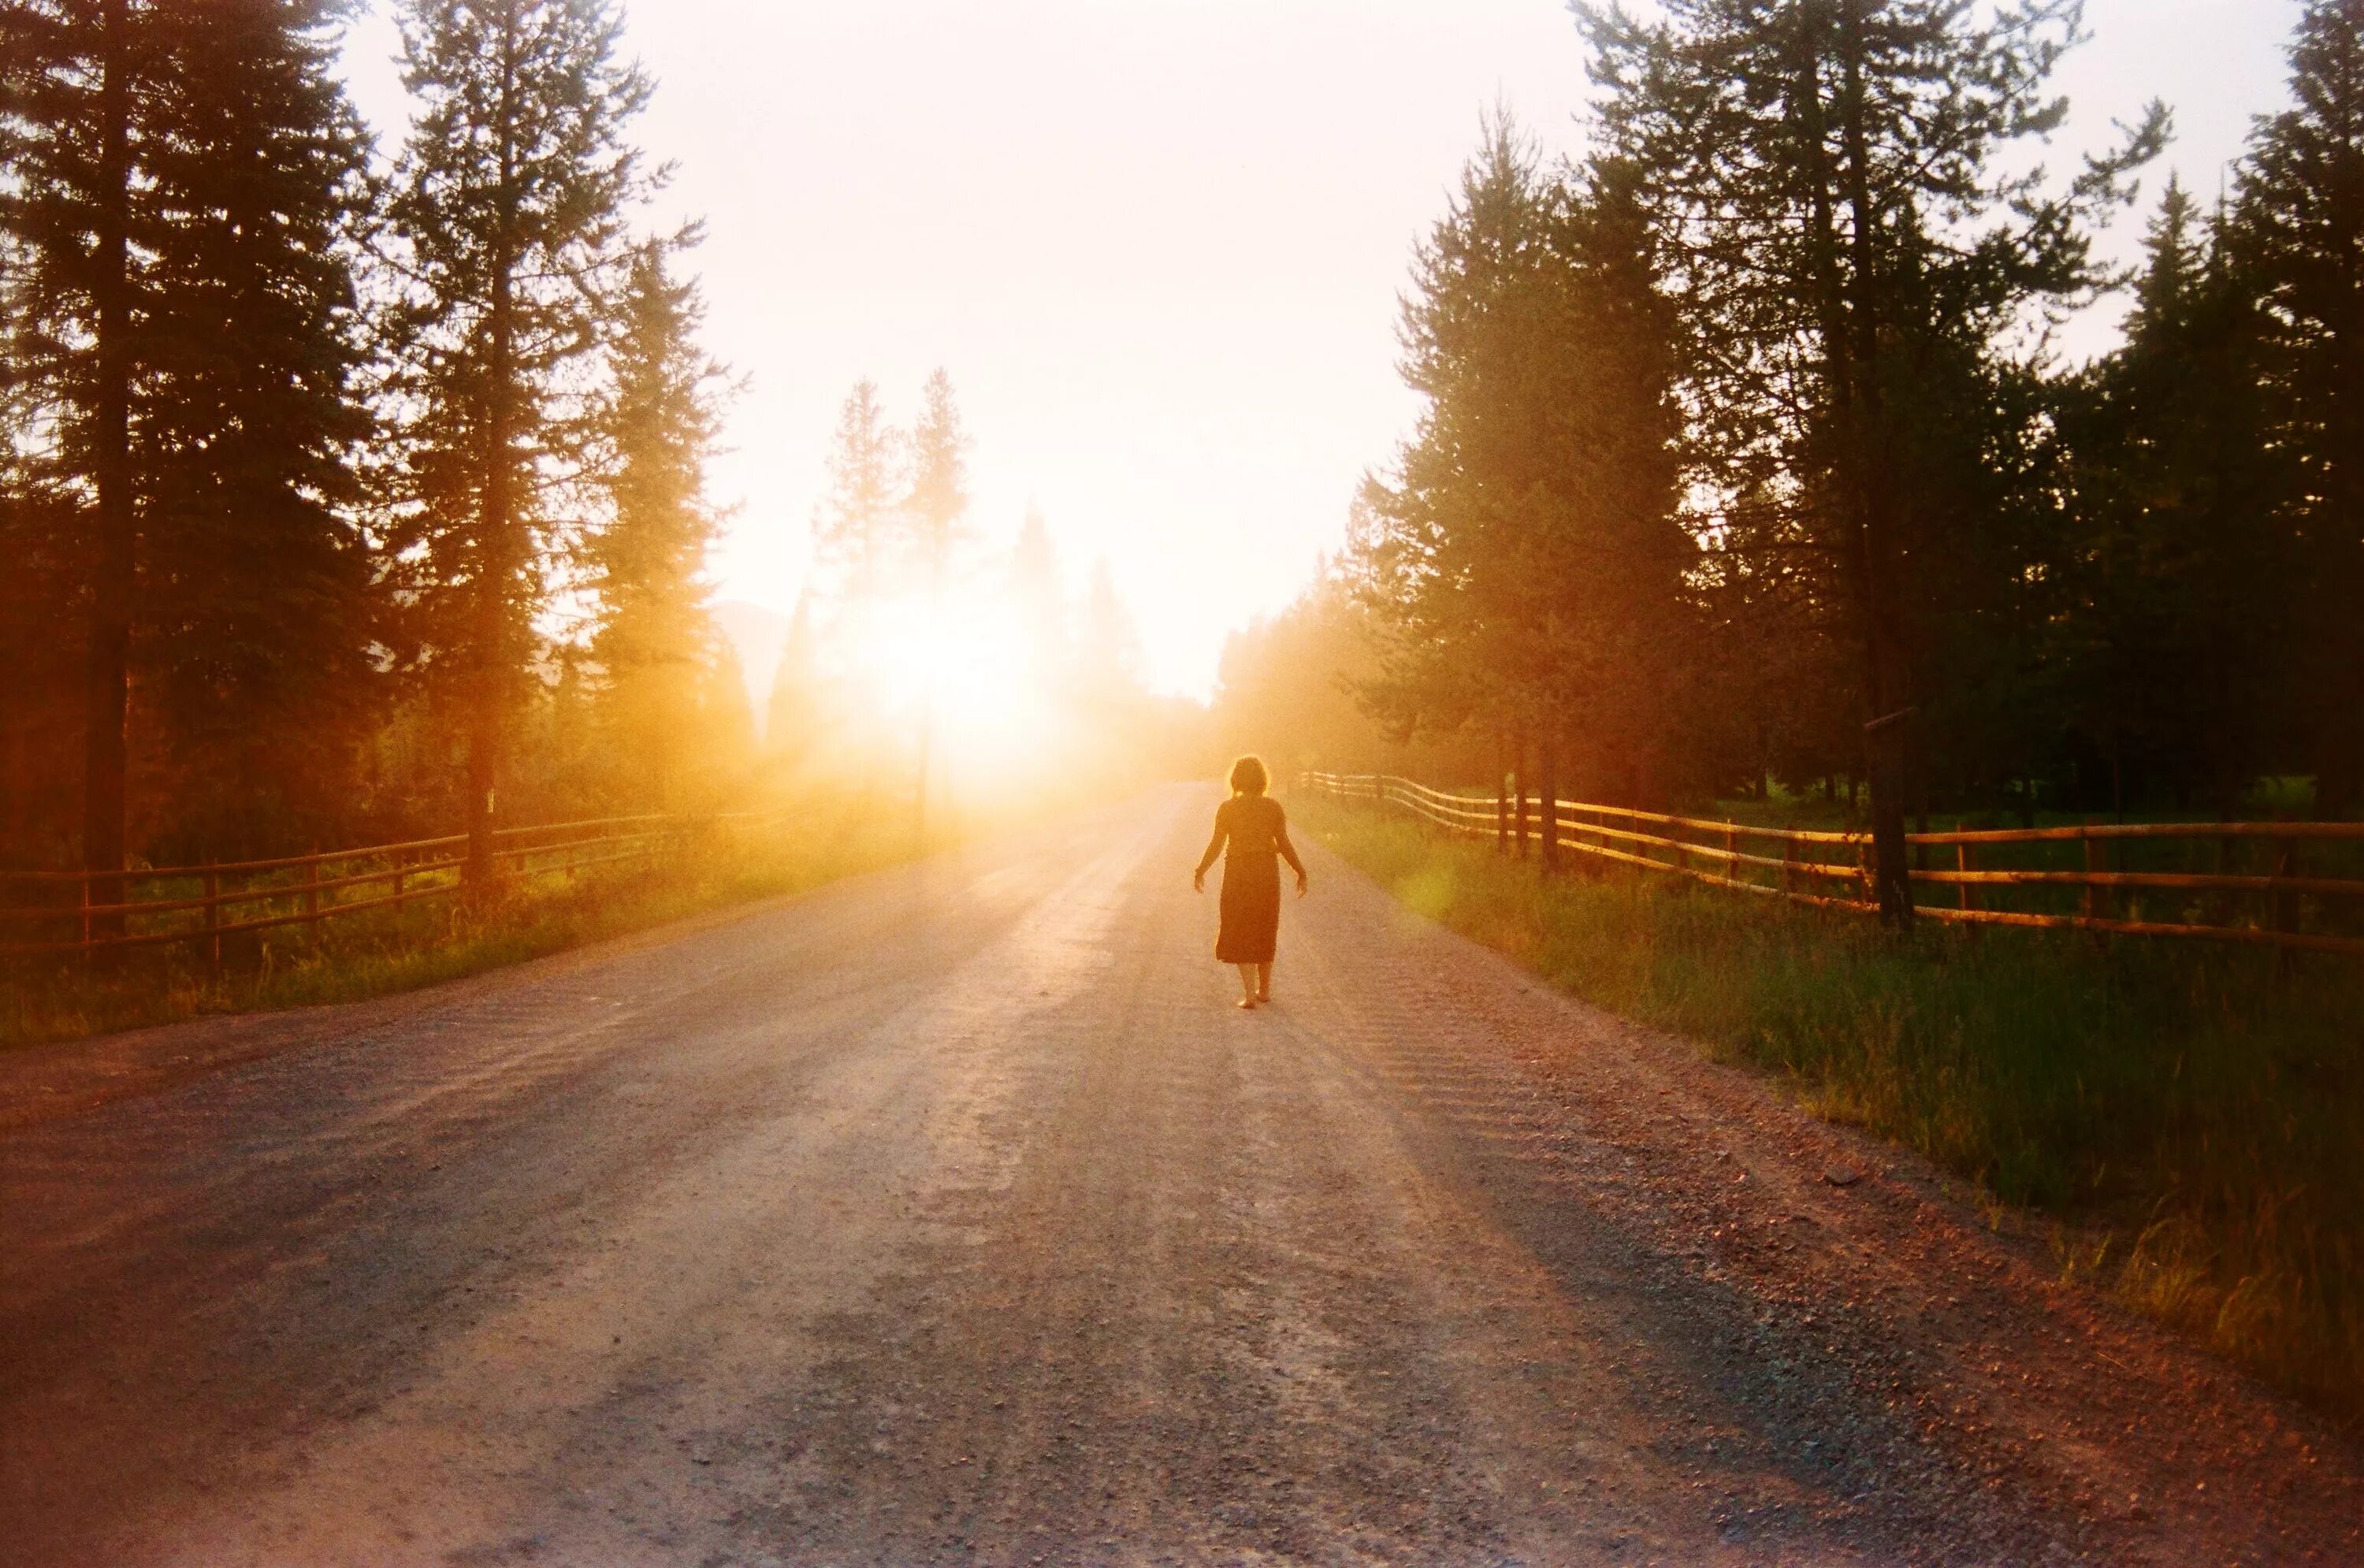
(1192, 756, 1309, 1009)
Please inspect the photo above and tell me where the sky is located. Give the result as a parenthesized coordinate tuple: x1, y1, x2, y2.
(336, 0, 2305, 699)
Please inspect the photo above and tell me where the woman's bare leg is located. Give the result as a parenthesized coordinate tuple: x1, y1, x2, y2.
(1254, 963, 1273, 1002)
(1236, 964, 1259, 1007)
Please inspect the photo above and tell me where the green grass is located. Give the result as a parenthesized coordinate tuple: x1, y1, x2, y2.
(0, 801, 916, 1053)
(1299, 794, 2364, 1428)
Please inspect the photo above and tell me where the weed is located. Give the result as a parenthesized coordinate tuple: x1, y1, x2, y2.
(1302, 794, 2364, 1425)
(1, 801, 916, 1053)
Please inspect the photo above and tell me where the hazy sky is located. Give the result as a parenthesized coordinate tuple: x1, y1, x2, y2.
(337, 0, 2304, 697)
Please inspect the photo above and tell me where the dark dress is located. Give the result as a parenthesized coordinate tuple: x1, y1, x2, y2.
(1196, 794, 1306, 964)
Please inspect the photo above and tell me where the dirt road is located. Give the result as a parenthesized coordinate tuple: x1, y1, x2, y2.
(3, 786, 2357, 1566)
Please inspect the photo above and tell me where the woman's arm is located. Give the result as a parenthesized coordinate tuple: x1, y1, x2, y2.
(1192, 806, 1228, 891)
(1275, 811, 1309, 894)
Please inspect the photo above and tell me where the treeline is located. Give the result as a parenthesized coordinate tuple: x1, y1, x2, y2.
(1223, 0, 2363, 920)
(0, 0, 743, 897)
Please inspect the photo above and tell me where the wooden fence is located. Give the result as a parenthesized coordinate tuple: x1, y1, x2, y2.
(0, 810, 762, 961)
(1302, 773, 2364, 959)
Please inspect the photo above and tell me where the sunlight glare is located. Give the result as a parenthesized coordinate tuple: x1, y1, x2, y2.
(831, 587, 1068, 797)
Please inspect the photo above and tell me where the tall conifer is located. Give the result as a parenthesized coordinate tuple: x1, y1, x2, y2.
(2236, 0, 2364, 814)
(141, 0, 379, 853)
(1580, 0, 2164, 921)
(1, 0, 155, 919)
(810, 380, 903, 605)
(2, 0, 376, 879)
(905, 368, 968, 837)
(1351, 119, 1688, 807)
(383, 0, 656, 881)
(2065, 181, 2290, 812)
(584, 240, 731, 812)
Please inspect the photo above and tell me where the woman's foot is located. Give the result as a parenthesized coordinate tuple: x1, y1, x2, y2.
(1256, 993, 1272, 1005)
(1236, 997, 1258, 1009)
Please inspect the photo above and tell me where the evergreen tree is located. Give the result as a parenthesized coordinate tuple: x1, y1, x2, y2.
(1, 0, 377, 881)
(2062, 180, 2291, 812)
(1351, 118, 1560, 750)
(811, 379, 903, 605)
(906, 366, 970, 595)
(584, 240, 731, 812)
(1580, 0, 2164, 920)
(2235, 0, 2364, 814)
(2, 0, 160, 915)
(1351, 117, 1689, 810)
(1009, 503, 1069, 689)
(382, 0, 656, 881)
(0, 459, 84, 866)
(139, 0, 381, 855)
(905, 367, 968, 835)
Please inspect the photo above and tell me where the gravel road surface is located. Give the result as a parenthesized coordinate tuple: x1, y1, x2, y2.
(4, 785, 2357, 1566)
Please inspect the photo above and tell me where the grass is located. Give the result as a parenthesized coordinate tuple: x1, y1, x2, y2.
(0, 799, 919, 1053)
(1298, 793, 2364, 1428)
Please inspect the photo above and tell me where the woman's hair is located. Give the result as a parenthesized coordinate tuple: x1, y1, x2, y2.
(1228, 755, 1269, 796)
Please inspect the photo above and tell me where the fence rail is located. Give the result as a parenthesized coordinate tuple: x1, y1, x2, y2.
(0, 808, 780, 960)
(1302, 773, 2364, 958)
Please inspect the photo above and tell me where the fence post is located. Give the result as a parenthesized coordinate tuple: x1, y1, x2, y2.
(1856, 836, 1872, 907)
(1782, 837, 1798, 899)
(1957, 842, 1979, 912)
(1537, 741, 1559, 879)
(204, 867, 221, 973)
(2271, 838, 2299, 966)
(2083, 819, 2110, 925)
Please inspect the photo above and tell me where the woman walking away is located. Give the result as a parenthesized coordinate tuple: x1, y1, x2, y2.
(1192, 756, 1308, 1009)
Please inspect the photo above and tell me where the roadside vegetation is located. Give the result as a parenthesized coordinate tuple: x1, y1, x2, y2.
(0, 801, 916, 1054)
(1299, 794, 2364, 1427)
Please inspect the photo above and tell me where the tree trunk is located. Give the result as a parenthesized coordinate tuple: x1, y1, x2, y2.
(1493, 729, 1508, 854)
(1801, 0, 1914, 929)
(82, 0, 135, 946)
(1537, 730, 1559, 878)
(467, 6, 523, 894)
(2319, 515, 2364, 820)
(1514, 733, 1531, 860)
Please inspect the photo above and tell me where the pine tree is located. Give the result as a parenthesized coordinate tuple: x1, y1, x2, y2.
(139, 0, 380, 855)
(1, 0, 378, 885)
(383, 0, 656, 882)
(904, 368, 968, 837)
(811, 379, 904, 606)
(1580, 0, 2165, 920)
(906, 366, 970, 596)
(1, 0, 157, 916)
(1009, 504, 1069, 689)
(2235, 0, 2364, 815)
(2064, 180, 2291, 812)
(1350, 117, 1689, 811)
(584, 240, 731, 812)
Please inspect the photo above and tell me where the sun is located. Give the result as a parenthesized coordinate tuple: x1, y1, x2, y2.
(832, 588, 1068, 790)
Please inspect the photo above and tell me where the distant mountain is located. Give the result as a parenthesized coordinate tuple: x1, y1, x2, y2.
(713, 600, 792, 740)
